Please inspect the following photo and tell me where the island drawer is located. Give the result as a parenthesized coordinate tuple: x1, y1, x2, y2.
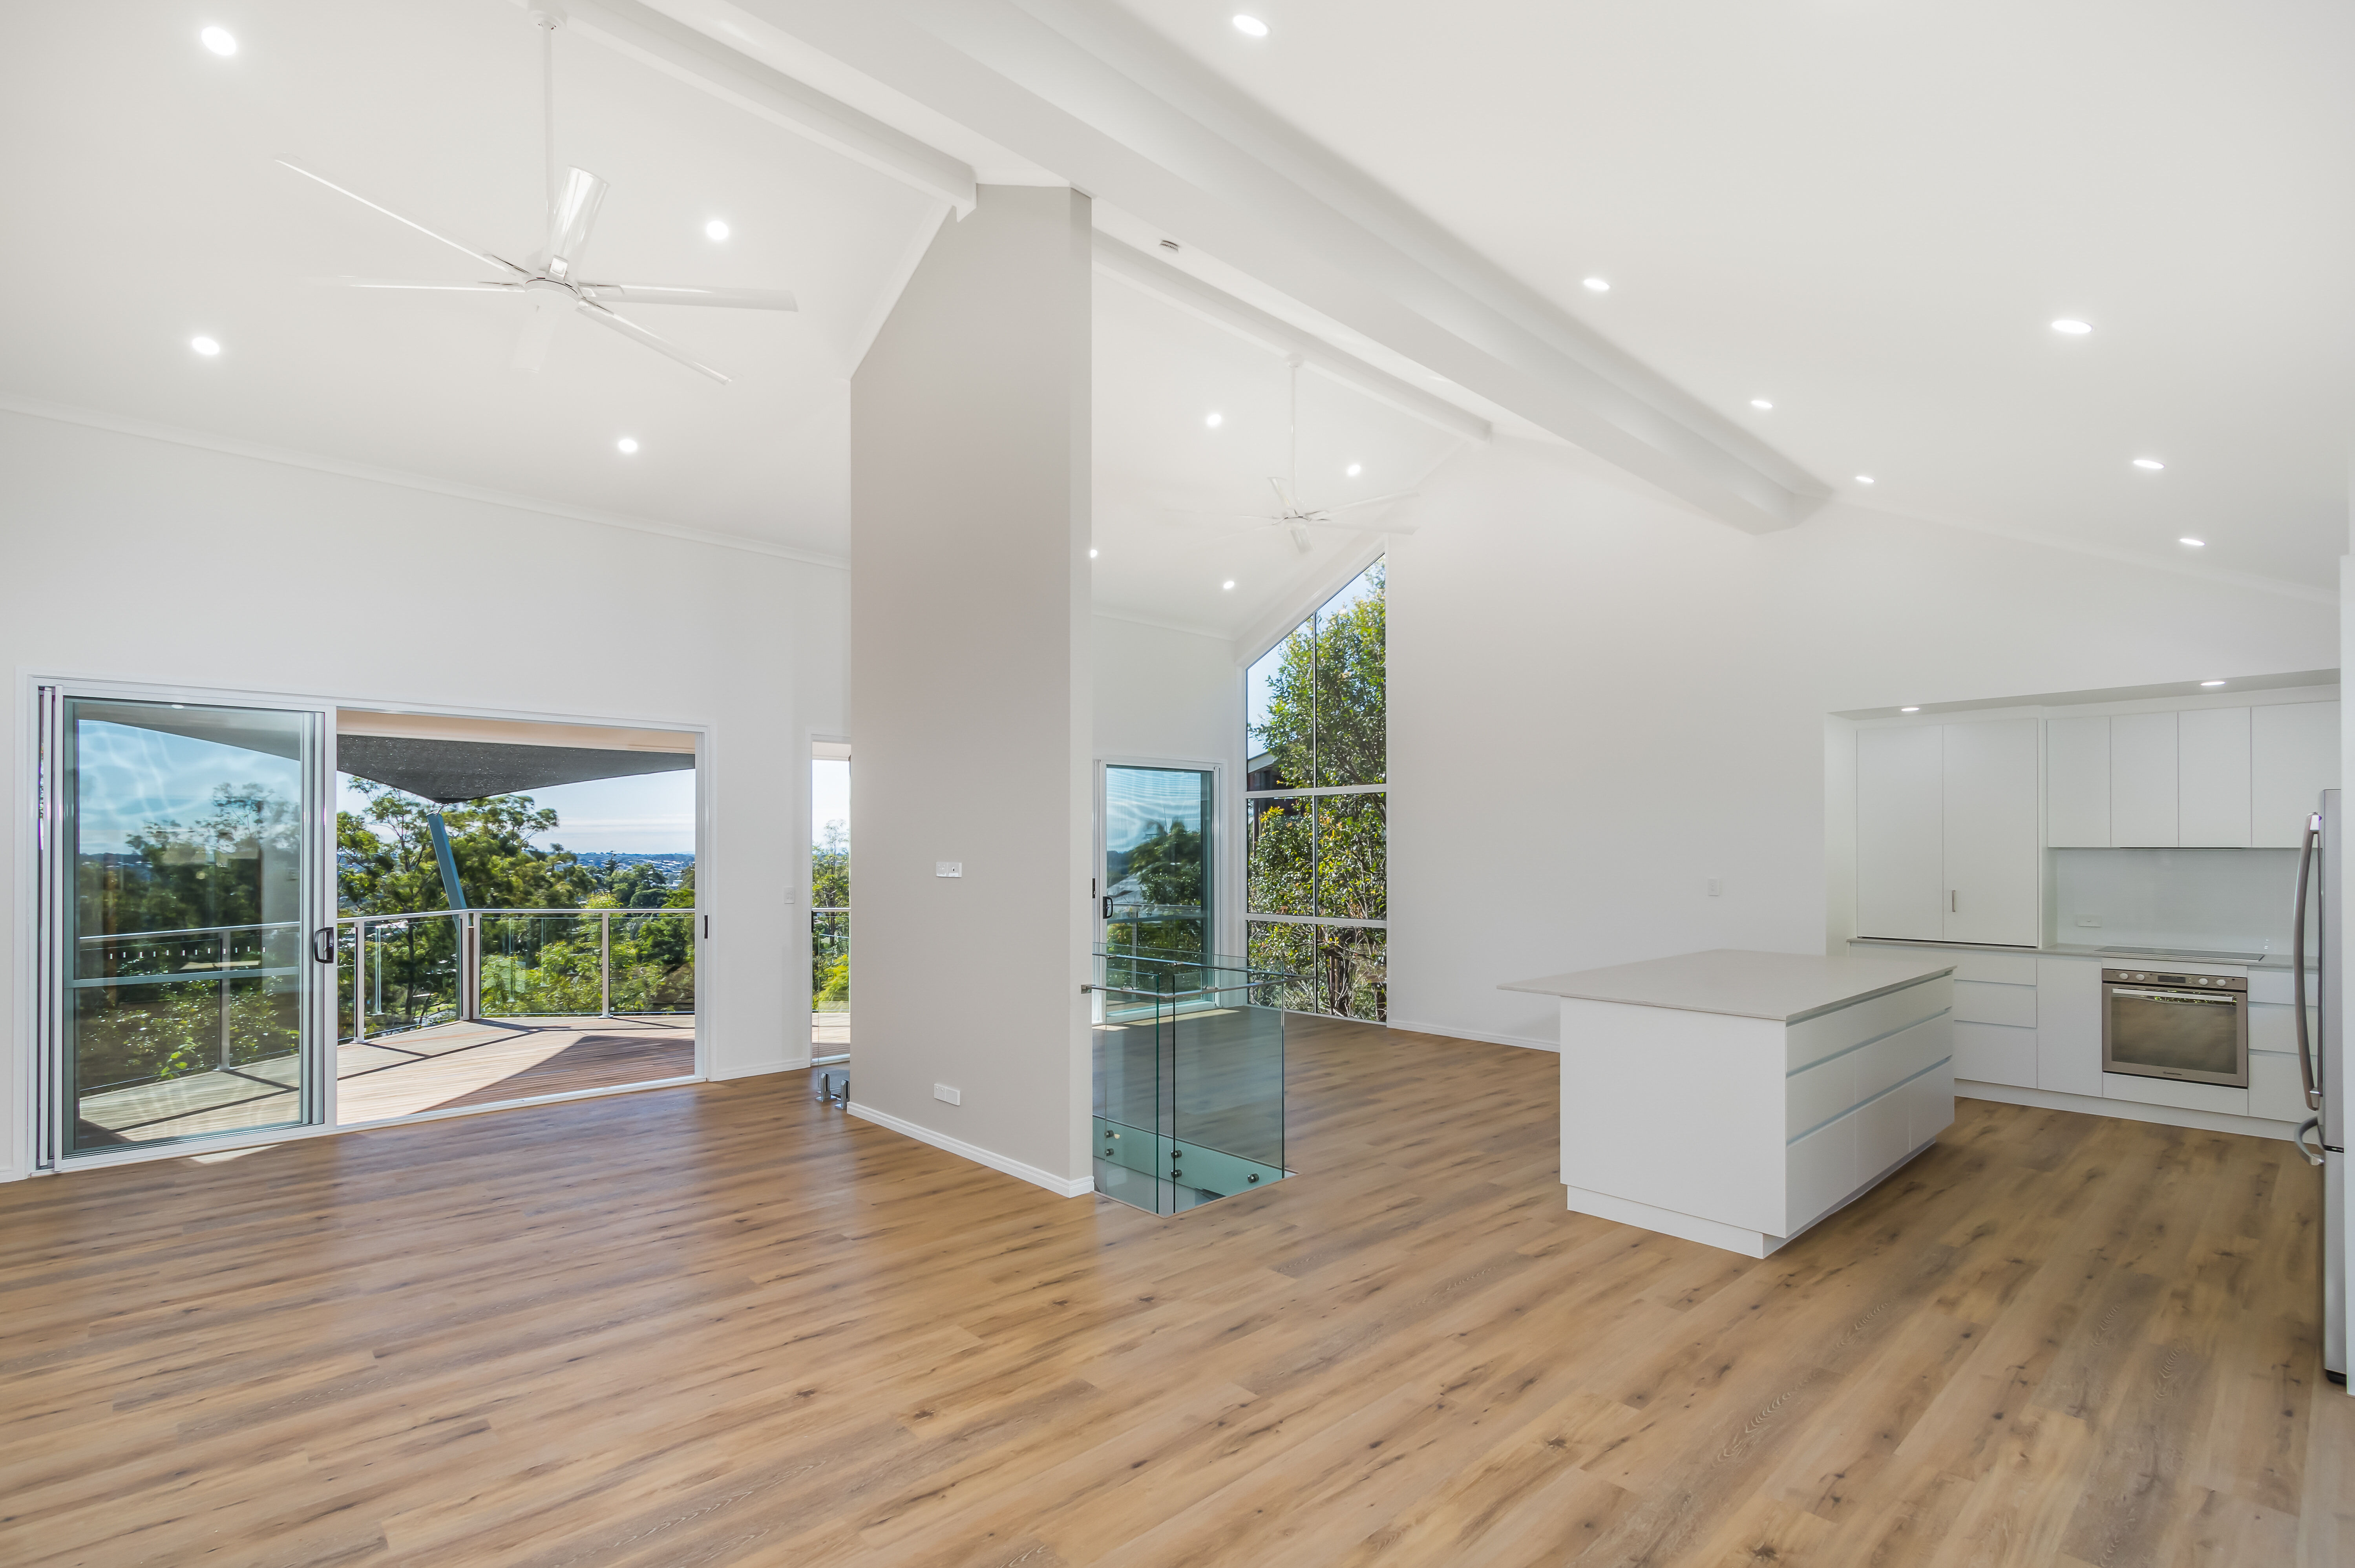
(1786, 976, 1951, 1071)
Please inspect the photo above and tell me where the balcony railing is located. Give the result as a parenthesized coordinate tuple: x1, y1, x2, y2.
(341, 907, 695, 1044)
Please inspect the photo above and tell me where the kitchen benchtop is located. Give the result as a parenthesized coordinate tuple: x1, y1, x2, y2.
(1848, 936, 2292, 971)
(1500, 948, 1955, 1025)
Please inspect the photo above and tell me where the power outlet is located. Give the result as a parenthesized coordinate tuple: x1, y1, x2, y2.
(936, 861, 963, 878)
(934, 1083, 961, 1105)
(2075, 916, 2101, 928)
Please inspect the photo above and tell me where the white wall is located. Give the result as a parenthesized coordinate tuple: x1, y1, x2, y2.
(1093, 613, 1245, 951)
(850, 187, 1095, 1197)
(0, 410, 849, 1181)
(1389, 438, 2339, 1048)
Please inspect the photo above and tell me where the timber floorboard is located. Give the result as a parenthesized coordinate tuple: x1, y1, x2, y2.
(0, 1015, 2349, 1567)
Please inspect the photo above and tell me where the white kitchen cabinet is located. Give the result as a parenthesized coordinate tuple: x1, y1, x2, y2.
(2177, 707, 2252, 847)
(2109, 712, 2179, 846)
(1856, 726, 1944, 940)
(2252, 701, 2339, 848)
(2046, 715, 2111, 848)
(2034, 956, 2105, 1097)
(1941, 720, 2041, 946)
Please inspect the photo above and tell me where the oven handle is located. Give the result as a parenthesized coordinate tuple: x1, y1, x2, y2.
(2294, 811, 2323, 1111)
(2107, 987, 2240, 1005)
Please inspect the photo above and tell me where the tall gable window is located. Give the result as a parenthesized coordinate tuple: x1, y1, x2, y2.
(1244, 560, 1386, 1019)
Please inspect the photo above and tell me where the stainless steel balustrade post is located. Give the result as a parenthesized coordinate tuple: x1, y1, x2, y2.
(600, 910, 612, 1017)
(354, 918, 369, 1043)
(218, 928, 233, 1070)
(462, 912, 480, 1022)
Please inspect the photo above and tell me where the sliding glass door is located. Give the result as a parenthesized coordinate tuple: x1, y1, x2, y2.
(43, 691, 332, 1158)
(1102, 765, 1213, 962)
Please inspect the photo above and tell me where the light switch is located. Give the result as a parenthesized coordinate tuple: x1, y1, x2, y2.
(936, 861, 963, 878)
(1706, 878, 1722, 898)
(934, 1083, 961, 1105)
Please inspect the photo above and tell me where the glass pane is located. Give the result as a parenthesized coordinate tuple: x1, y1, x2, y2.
(610, 912, 695, 1012)
(1317, 924, 1388, 1022)
(356, 915, 462, 1037)
(64, 699, 312, 1153)
(1105, 766, 1211, 962)
(1245, 795, 1314, 917)
(1314, 792, 1387, 922)
(477, 913, 603, 1015)
(1245, 621, 1316, 791)
(1246, 921, 1319, 1013)
(1313, 562, 1385, 787)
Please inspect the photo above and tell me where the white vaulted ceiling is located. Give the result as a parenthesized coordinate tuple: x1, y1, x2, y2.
(1110, 0, 2355, 589)
(0, 0, 943, 559)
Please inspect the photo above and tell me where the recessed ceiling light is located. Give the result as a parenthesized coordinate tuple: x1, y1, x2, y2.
(1900, 706, 1920, 714)
(1232, 15, 1268, 37)
(1582, 277, 1610, 292)
(2051, 319, 2092, 336)
(190, 336, 220, 356)
(616, 437, 639, 454)
(2200, 680, 2226, 688)
(2132, 458, 2164, 471)
(1204, 411, 1223, 428)
(1222, 579, 1236, 590)
(1854, 474, 1876, 485)
(200, 26, 237, 56)
(2179, 537, 2205, 547)
(705, 219, 730, 242)
(1089, 548, 1099, 558)
(1750, 398, 1773, 411)
(1346, 462, 1362, 477)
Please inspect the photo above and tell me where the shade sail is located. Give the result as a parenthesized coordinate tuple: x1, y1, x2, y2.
(337, 735, 693, 804)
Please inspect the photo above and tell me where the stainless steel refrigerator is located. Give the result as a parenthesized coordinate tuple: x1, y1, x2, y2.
(2295, 788, 2351, 1387)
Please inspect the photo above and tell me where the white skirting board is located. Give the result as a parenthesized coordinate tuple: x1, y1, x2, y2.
(848, 1101, 1094, 1198)
(1957, 1080, 2300, 1142)
(1387, 1019, 1558, 1052)
(1566, 1137, 1937, 1258)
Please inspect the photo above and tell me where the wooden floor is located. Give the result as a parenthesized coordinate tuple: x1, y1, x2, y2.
(2, 1016, 2349, 1566)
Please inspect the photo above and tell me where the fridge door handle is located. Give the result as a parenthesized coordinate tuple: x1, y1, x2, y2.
(2294, 812, 2324, 1112)
(2295, 1117, 2326, 1168)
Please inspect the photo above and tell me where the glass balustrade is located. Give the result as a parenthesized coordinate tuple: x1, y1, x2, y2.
(1092, 946, 1292, 1215)
(337, 907, 695, 1043)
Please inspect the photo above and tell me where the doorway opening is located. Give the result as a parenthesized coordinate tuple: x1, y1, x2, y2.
(812, 740, 850, 1064)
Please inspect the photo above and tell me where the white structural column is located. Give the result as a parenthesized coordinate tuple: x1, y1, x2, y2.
(848, 186, 1094, 1197)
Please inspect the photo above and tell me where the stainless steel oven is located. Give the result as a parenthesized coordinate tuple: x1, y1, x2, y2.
(2101, 968, 2248, 1087)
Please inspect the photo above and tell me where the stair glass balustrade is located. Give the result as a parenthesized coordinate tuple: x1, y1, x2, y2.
(1092, 946, 1292, 1214)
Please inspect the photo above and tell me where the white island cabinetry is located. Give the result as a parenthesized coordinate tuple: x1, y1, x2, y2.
(1504, 951, 1955, 1258)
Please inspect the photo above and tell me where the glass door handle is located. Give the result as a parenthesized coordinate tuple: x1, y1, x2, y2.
(311, 927, 336, 964)
(1103, 895, 1114, 918)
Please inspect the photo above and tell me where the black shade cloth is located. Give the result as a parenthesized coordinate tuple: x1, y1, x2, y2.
(337, 735, 692, 803)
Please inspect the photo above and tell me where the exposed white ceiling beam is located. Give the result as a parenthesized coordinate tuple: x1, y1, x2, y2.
(1093, 234, 1491, 446)
(681, 0, 1829, 533)
(531, 0, 977, 215)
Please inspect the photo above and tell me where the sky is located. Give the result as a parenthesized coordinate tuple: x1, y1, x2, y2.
(73, 717, 303, 853)
(337, 768, 699, 854)
(813, 758, 849, 847)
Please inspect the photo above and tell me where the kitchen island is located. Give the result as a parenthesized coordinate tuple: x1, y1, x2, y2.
(1501, 949, 1956, 1256)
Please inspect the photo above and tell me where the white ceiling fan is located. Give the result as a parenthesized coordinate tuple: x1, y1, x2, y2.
(1167, 357, 1420, 553)
(281, 7, 793, 384)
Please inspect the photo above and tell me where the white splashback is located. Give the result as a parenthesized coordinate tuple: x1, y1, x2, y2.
(2049, 848, 2301, 955)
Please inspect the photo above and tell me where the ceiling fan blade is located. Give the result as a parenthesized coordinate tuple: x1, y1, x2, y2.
(278, 161, 528, 278)
(308, 276, 525, 293)
(544, 167, 609, 281)
(575, 303, 730, 384)
(512, 297, 564, 372)
(1267, 476, 1296, 513)
(1288, 523, 1314, 555)
(1304, 518, 1420, 536)
(577, 283, 799, 312)
(1316, 491, 1420, 516)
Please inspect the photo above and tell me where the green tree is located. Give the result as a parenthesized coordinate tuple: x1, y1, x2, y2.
(337, 781, 594, 915)
(811, 820, 849, 1008)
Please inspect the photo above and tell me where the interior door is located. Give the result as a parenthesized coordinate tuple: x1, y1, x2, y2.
(42, 690, 333, 1160)
(1101, 765, 1214, 961)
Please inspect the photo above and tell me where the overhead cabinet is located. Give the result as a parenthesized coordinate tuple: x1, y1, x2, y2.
(2045, 702, 2338, 849)
(1855, 720, 2039, 947)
